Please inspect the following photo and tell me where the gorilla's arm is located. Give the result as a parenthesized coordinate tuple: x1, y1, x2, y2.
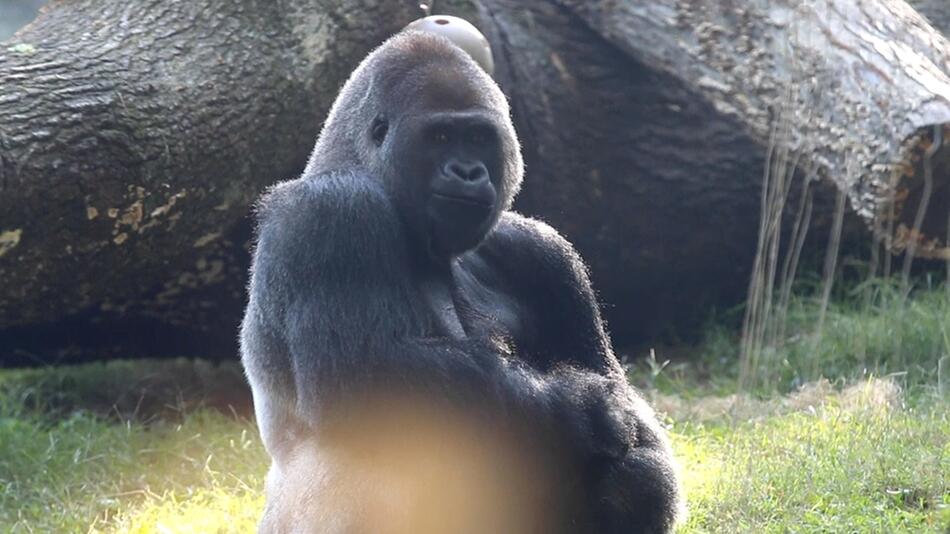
(478, 213, 682, 532)
(477, 212, 618, 373)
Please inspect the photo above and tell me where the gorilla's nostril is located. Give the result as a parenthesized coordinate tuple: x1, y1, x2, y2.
(447, 161, 487, 182)
(466, 165, 487, 182)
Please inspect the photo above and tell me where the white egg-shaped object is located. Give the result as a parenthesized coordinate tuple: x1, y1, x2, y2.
(404, 15, 494, 75)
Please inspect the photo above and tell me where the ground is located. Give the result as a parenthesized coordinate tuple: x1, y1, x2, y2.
(1, 283, 948, 533)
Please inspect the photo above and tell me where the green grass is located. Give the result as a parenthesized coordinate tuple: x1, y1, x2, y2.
(0, 409, 267, 532)
(0, 360, 267, 532)
(0, 283, 948, 533)
(669, 388, 949, 533)
(642, 279, 950, 399)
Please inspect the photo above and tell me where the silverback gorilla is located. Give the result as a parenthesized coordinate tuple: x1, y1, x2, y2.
(241, 27, 681, 534)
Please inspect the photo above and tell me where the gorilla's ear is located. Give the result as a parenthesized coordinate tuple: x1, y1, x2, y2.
(371, 115, 389, 146)
(403, 15, 494, 75)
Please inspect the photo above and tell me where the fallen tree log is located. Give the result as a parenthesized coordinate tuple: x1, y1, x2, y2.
(0, 0, 423, 359)
(552, 0, 950, 260)
(1, 0, 947, 361)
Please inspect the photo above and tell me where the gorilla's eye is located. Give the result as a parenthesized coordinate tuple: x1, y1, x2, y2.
(469, 128, 490, 145)
(371, 116, 389, 146)
(432, 129, 451, 145)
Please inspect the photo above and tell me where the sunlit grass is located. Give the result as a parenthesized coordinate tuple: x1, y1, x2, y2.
(0, 283, 948, 532)
(2, 375, 946, 533)
(0, 409, 267, 532)
(668, 385, 950, 533)
(105, 487, 262, 534)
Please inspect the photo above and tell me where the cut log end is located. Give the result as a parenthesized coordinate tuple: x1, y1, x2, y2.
(885, 124, 950, 261)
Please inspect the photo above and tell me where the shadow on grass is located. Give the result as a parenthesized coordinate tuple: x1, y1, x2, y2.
(0, 358, 252, 422)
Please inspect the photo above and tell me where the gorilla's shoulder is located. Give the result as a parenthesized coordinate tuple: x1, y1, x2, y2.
(252, 172, 401, 271)
(487, 212, 581, 260)
(479, 212, 590, 285)
(255, 172, 392, 228)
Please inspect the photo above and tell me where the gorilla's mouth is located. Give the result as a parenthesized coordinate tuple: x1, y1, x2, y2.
(427, 191, 495, 256)
(431, 192, 493, 209)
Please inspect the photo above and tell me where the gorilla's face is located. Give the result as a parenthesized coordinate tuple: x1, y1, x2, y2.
(372, 73, 507, 259)
(309, 32, 523, 261)
(403, 111, 501, 256)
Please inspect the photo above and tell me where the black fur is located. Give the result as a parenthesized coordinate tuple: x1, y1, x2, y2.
(241, 30, 681, 534)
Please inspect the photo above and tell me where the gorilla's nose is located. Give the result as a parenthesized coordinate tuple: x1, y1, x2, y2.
(445, 160, 488, 183)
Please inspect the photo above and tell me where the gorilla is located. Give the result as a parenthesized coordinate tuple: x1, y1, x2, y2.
(241, 27, 681, 534)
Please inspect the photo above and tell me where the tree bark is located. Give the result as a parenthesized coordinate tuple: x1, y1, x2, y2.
(551, 0, 950, 261)
(0, 0, 425, 360)
(1, 0, 948, 362)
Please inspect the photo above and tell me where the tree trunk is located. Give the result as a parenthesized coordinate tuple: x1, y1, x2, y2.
(1, 0, 948, 362)
(552, 0, 950, 259)
(0, 0, 425, 361)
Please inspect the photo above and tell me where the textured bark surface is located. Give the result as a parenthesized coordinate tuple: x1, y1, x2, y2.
(0, 0, 425, 361)
(1, 0, 948, 362)
(554, 0, 950, 261)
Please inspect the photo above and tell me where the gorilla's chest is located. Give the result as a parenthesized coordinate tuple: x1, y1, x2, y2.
(418, 257, 532, 345)
(455, 270, 528, 342)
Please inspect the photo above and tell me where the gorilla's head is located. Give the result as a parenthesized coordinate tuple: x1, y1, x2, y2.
(307, 30, 524, 259)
